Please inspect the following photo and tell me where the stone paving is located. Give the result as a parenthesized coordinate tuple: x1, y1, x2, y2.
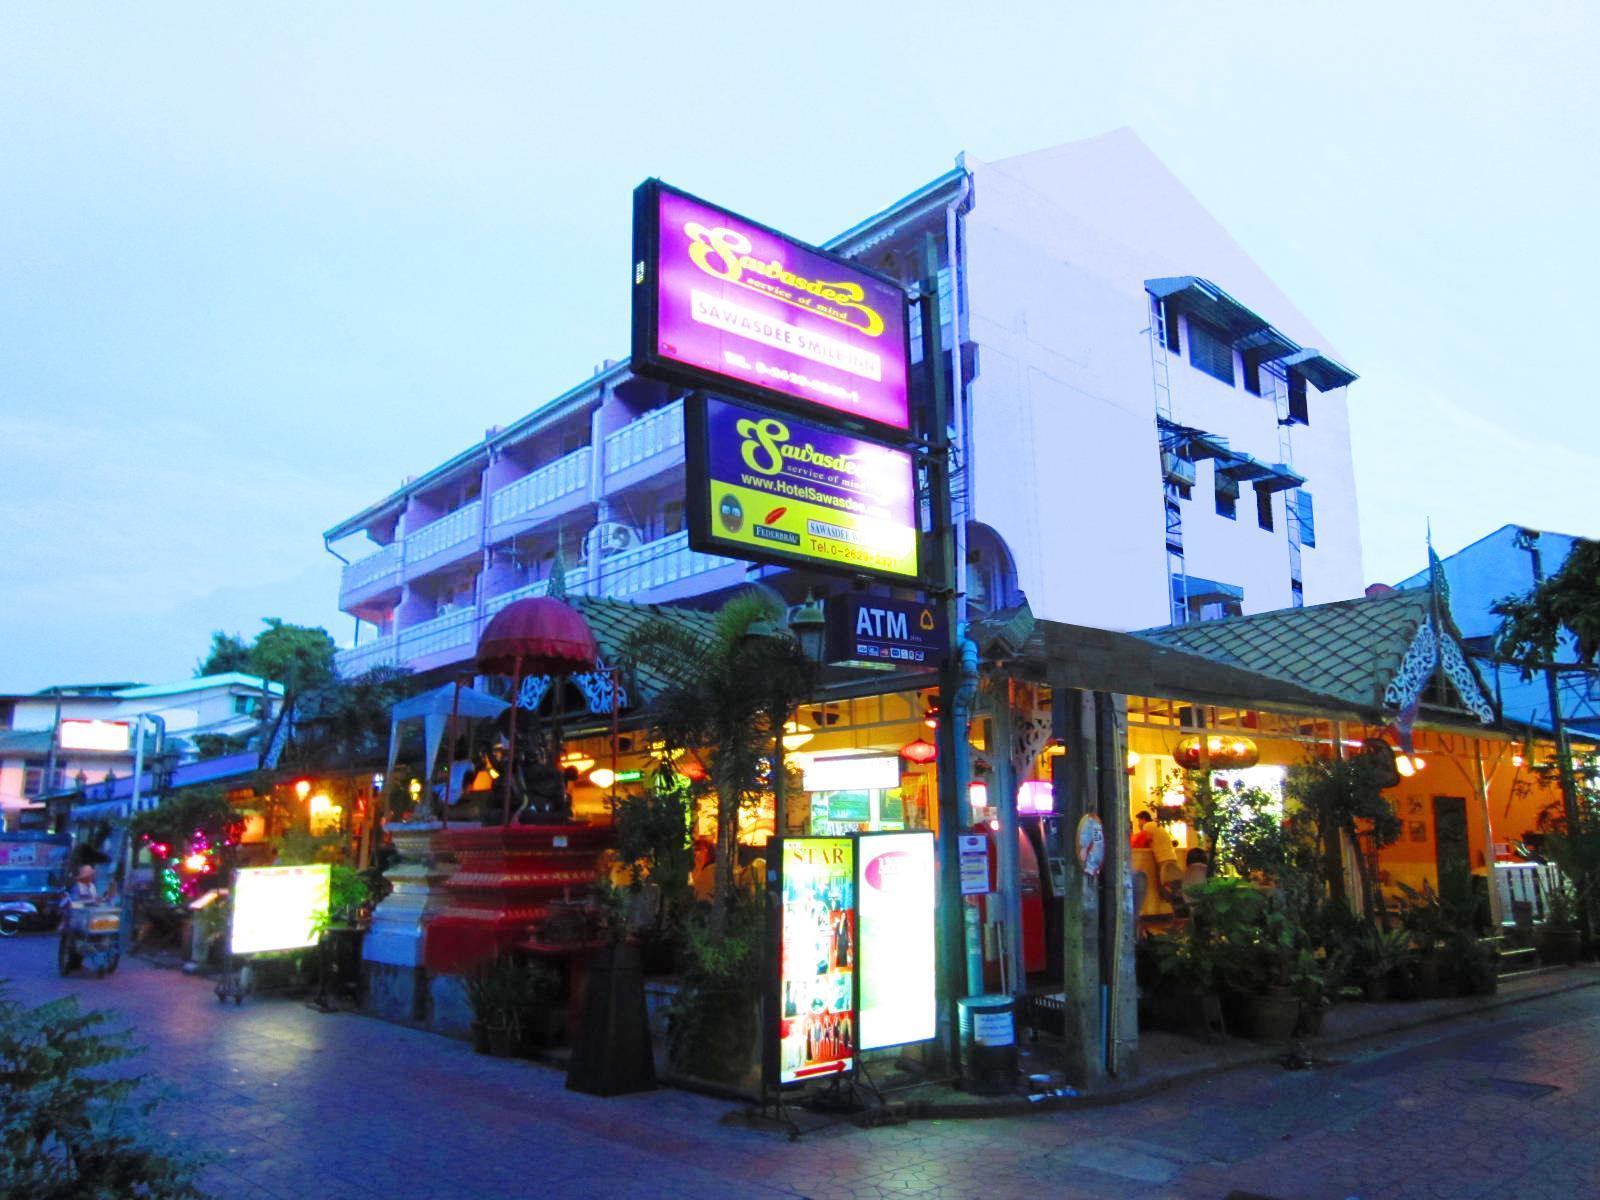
(8, 933, 1600, 1200)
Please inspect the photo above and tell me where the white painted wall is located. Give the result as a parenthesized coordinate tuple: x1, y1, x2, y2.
(960, 131, 1364, 628)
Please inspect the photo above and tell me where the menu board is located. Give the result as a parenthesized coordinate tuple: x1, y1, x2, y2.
(775, 837, 856, 1084)
(856, 832, 936, 1051)
(229, 864, 330, 956)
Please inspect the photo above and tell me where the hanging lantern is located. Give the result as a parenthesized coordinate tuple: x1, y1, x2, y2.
(587, 767, 616, 789)
(1173, 734, 1260, 770)
(678, 759, 708, 782)
(899, 738, 938, 764)
(559, 749, 597, 775)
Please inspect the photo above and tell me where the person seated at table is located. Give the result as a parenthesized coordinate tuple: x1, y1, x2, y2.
(1182, 847, 1209, 892)
(689, 838, 716, 903)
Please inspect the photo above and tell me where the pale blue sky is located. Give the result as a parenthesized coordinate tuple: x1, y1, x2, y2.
(3, 2, 1596, 691)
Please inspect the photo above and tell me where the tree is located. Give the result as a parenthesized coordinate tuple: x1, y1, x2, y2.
(248, 619, 337, 695)
(620, 592, 817, 927)
(195, 631, 251, 677)
(0, 987, 209, 1199)
(279, 665, 417, 771)
(1493, 537, 1600, 676)
(1285, 752, 1402, 920)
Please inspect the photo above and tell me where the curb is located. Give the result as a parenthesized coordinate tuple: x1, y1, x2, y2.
(870, 969, 1600, 1121)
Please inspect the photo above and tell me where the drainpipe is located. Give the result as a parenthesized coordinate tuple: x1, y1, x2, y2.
(944, 169, 973, 627)
(322, 536, 360, 648)
(951, 625, 982, 994)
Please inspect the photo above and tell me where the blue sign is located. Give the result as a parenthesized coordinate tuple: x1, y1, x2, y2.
(825, 596, 945, 667)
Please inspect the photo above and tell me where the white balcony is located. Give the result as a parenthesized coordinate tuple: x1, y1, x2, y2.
(405, 500, 482, 568)
(339, 541, 404, 603)
(482, 565, 591, 619)
(335, 636, 400, 677)
(489, 447, 592, 527)
(597, 530, 737, 598)
(603, 400, 684, 476)
(396, 608, 478, 661)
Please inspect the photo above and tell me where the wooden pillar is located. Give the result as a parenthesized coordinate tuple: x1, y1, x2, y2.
(1052, 686, 1102, 1089)
(1474, 741, 1505, 929)
(1095, 692, 1138, 1078)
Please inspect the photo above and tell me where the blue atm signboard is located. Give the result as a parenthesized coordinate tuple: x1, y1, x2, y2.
(825, 595, 945, 668)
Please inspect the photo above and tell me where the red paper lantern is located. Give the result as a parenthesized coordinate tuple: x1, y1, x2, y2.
(899, 738, 938, 764)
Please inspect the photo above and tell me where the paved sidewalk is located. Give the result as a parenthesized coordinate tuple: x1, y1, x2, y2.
(8, 934, 1600, 1199)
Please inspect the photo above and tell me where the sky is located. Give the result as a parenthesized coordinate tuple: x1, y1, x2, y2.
(3, 2, 1596, 692)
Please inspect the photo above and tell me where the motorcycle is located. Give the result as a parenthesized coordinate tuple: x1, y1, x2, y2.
(58, 900, 121, 977)
(0, 900, 38, 937)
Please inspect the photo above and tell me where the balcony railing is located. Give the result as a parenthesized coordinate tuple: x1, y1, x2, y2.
(489, 447, 592, 527)
(603, 400, 684, 476)
(339, 542, 403, 601)
(405, 500, 482, 565)
(397, 608, 478, 661)
(597, 530, 736, 598)
(335, 636, 400, 677)
(482, 565, 591, 619)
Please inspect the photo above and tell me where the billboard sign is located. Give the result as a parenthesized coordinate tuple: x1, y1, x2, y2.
(773, 837, 856, 1084)
(824, 594, 945, 667)
(57, 720, 131, 753)
(855, 832, 936, 1051)
(686, 396, 919, 581)
(229, 864, 330, 956)
(633, 180, 910, 432)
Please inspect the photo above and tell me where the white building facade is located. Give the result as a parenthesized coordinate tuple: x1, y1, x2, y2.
(325, 130, 1364, 679)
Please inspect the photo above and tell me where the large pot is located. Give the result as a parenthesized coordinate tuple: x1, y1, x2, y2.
(1243, 990, 1301, 1042)
(1537, 927, 1583, 966)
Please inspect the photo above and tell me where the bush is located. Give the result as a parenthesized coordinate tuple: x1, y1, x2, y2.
(0, 986, 209, 1199)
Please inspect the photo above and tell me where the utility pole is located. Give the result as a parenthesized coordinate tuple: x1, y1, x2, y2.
(921, 237, 970, 1070)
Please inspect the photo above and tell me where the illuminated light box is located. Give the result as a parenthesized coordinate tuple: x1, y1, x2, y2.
(772, 837, 856, 1084)
(1017, 780, 1055, 814)
(802, 754, 901, 794)
(229, 864, 330, 956)
(856, 831, 936, 1051)
(57, 720, 131, 753)
(632, 180, 910, 433)
(686, 396, 919, 582)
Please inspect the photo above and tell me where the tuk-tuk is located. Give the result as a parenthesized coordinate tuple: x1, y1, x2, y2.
(0, 832, 72, 932)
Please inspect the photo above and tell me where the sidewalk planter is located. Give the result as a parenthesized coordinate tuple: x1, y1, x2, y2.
(1537, 927, 1582, 966)
(667, 986, 762, 1097)
(1242, 990, 1300, 1042)
(566, 942, 656, 1096)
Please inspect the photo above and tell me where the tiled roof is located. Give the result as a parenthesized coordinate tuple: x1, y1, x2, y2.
(1137, 589, 1471, 717)
(569, 596, 718, 702)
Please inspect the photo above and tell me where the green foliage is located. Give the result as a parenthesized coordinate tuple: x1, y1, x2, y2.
(127, 787, 243, 855)
(620, 592, 817, 922)
(465, 956, 560, 1035)
(667, 898, 765, 1079)
(280, 666, 419, 772)
(195, 631, 251, 678)
(0, 985, 209, 1199)
(1493, 537, 1600, 674)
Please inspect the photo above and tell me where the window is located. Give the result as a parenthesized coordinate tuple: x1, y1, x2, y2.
(22, 760, 46, 797)
(1256, 486, 1274, 531)
(1293, 491, 1316, 547)
(1187, 319, 1235, 386)
(1214, 470, 1238, 519)
(1241, 352, 1263, 396)
(1287, 372, 1310, 424)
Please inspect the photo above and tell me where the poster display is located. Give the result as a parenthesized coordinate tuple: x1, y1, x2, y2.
(633, 180, 910, 432)
(855, 832, 936, 1051)
(686, 396, 919, 581)
(229, 864, 330, 956)
(775, 837, 856, 1084)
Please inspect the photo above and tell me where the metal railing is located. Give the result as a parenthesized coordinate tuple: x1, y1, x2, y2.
(488, 447, 592, 526)
(338, 542, 403, 600)
(597, 530, 735, 597)
(482, 564, 591, 619)
(603, 399, 684, 475)
(405, 500, 482, 565)
(396, 608, 478, 660)
(334, 636, 400, 677)
(1495, 861, 1567, 924)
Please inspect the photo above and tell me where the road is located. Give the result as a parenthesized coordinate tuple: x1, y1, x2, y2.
(7, 934, 1599, 1200)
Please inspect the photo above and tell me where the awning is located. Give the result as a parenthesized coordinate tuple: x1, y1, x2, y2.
(1146, 276, 1278, 342)
(1283, 348, 1359, 390)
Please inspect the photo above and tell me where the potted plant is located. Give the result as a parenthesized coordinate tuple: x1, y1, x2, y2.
(465, 954, 527, 1056)
(1350, 924, 1412, 1002)
(1537, 884, 1583, 966)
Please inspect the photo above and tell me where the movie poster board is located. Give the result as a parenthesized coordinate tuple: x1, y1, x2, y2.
(770, 837, 856, 1085)
(855, 831, 936, 1051)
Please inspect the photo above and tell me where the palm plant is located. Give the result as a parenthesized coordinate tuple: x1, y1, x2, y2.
(620, 592, 817, 930)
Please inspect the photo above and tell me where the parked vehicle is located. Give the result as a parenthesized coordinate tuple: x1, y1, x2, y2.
(0, 832, 71, 931)
(0, 899, 39, 936)
(59, 902, 121, 977)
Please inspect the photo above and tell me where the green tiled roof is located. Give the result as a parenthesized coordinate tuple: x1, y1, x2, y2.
(1137, 589, 1473, 717)
(569, 596, 718, 703)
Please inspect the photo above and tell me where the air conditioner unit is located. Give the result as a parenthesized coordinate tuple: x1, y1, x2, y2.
(1161, 451, 1196, 489)
(583, 522, 643, 561)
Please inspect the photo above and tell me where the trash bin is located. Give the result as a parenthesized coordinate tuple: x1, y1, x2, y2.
(957, 993, 1017, 1095)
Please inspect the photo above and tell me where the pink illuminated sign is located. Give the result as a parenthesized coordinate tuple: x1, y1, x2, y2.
(632, 181, 910, 432)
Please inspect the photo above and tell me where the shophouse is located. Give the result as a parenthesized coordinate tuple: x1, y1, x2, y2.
(0, 674, 283, 829)
(324, 128, 1364, 682)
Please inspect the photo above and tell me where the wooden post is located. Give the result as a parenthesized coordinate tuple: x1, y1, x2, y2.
(1052, 686, 1103, 1089)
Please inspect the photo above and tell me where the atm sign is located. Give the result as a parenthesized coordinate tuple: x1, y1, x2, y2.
(825, 596, 946, 667)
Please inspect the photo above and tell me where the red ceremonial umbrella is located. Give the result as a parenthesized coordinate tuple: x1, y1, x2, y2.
(476, 598, 598, 823)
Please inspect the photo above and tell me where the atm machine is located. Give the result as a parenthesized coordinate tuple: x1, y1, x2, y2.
(1021, 814, 1069, 982)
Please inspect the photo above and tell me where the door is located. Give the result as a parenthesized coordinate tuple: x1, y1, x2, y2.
(1432, 796, 1472, 901)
